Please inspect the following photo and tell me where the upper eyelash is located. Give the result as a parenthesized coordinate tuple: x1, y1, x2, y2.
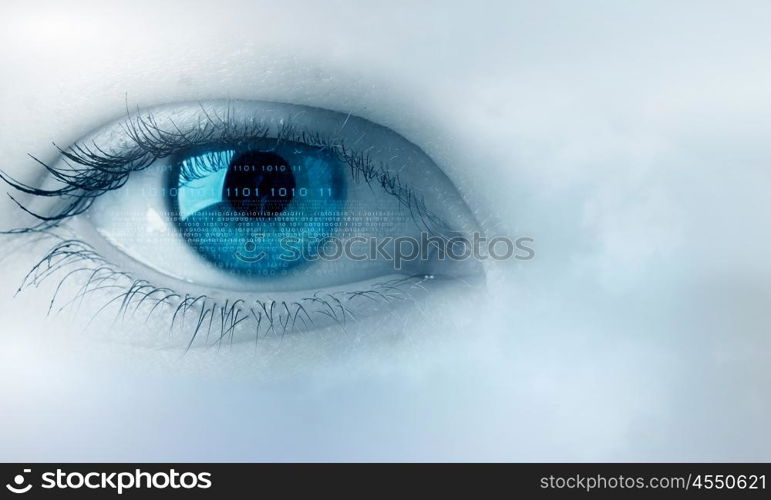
(0, 103, 451, 235)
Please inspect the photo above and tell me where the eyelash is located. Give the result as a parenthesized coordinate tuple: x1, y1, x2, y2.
(0, 104, 452, 346)
(14, 232, 435, 349)
(0, 105, 447, 234)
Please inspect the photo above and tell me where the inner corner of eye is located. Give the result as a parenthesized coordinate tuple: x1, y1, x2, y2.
(79, 101, 480, 293)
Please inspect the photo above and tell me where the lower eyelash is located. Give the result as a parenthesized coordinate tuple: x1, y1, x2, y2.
(10, 228, 435, 350)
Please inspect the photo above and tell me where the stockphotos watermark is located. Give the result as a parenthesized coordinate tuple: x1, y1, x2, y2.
(234, 232, 535, 269)
(4, 467, 211, 495)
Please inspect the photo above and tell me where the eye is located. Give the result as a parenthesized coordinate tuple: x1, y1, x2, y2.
(3, 100, 483, 345)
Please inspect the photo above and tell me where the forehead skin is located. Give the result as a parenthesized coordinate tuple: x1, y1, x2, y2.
(1, 0, 771, 461)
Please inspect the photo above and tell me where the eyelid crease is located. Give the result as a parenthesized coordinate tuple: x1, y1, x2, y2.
(0, 101, 456, 238)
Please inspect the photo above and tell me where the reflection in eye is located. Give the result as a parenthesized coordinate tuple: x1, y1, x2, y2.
(1, 101, 483, 347)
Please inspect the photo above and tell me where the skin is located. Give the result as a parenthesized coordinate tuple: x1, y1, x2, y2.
(1, 0, 770, 461)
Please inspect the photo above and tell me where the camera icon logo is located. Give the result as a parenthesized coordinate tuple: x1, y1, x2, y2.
(5, 469, 32, 494)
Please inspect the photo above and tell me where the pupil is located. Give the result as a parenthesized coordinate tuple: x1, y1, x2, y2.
(224, 150, 295, 218)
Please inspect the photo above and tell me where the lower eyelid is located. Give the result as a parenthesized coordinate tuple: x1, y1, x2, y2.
(10, 228, 466, 348)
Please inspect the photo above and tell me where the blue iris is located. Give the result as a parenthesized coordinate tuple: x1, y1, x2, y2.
(168, 140, 346, 277)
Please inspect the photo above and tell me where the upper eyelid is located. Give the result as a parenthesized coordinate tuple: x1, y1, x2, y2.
(0, 101, 459, 236)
